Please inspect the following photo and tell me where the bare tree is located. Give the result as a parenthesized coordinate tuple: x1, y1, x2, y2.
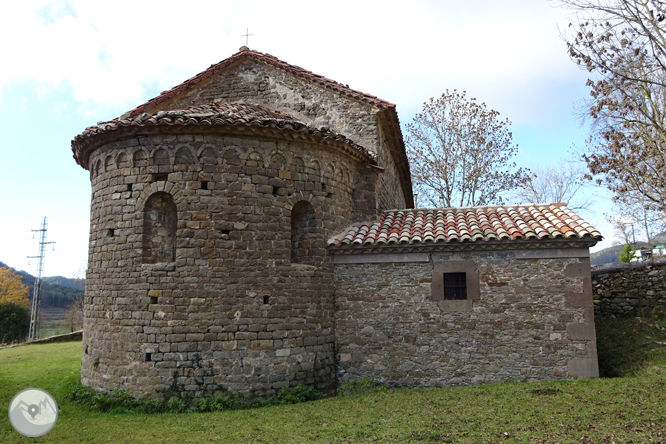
(609, 214, 635, 245)
(63, 294, 83, 333)
(609, 191, 666, 244)
(406, 90, 529, 208)
(555, 0, 666, 211)
(510, 160, 595, 212)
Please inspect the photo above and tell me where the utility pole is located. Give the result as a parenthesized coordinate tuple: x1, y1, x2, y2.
(27, 217, 55, 341)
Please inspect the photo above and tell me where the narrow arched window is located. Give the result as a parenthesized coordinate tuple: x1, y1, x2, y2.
(291, 200, 317, 265)
(142, 192, 177, 264)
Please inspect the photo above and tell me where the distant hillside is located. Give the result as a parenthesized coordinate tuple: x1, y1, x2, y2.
(0, 262, 84, 308)
(592, 232, 666, 267)
(591, 243, 647, 267)
(42, 275, 84, 290)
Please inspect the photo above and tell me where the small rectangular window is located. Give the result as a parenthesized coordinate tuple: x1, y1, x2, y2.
(432, 260, 479, 303)
(443, 272, 467, 300)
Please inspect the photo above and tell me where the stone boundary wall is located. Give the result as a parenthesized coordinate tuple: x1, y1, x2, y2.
(592, 260, 666, 316)
(0, 331, 83, 350)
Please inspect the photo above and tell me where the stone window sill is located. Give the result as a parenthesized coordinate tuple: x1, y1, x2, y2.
(437, 300, 473, 312)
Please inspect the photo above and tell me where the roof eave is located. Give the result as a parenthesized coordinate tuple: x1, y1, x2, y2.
(328, 237, 601, 255)
(71, 121, 375, 170)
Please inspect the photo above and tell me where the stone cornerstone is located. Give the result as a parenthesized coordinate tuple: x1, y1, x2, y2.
(71, 47, 601, 398)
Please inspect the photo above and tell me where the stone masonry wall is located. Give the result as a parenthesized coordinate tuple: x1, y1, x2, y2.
(161, 59, 407, 213)
(82, 131, 368, 398)
(593, 262, 666, 316)
(333, 251, 598, 387)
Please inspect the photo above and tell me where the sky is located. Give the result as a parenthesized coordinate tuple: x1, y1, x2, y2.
(0, 0, 621, 278)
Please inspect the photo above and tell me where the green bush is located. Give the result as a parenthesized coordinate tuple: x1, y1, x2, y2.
(619, 244, 635, 263)
(0, 302, 30, 343)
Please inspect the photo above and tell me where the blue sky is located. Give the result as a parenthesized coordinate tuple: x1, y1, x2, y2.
(0, 0, 617, 278)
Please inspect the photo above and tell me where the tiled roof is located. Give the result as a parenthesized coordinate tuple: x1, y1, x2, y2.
(73, 47, 413, 206)
(125, 47, 395, 118)
(71, 103, 374, 168)
(328, 204, 602, 247)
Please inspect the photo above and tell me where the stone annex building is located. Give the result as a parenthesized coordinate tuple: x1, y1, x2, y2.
(71, 47, 603, 398)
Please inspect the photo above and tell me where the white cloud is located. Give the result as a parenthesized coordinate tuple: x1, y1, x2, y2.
(0, 0, 615, 275)
(1, 0, 589, 125)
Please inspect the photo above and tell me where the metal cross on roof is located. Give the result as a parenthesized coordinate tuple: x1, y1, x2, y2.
(241, 28, 254, 46)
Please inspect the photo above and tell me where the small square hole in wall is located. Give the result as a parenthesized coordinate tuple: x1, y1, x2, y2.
(219, 229, 231, 236)
(321, 183, 327, 192)
(127, 184, 133, 192)
(272, 186, 280, 196)
(153, 173, 169, 182)
(145, 353, 152, 362)
(263, 296, 270, 305)
(85, 345, 89, 355)
(150, 296, 158, 304)
(201, 181, 209, 190)
(326, 192, 333, 198)
(107, 229, 115, 237)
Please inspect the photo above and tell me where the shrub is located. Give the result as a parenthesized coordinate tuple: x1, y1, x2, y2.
(0, 302, 30, 344)
(619, 244, 635, 263)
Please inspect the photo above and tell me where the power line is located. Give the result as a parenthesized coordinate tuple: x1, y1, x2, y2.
(27, 217, 56, 342)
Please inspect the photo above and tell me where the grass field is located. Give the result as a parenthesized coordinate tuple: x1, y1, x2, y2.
(39, 307, 71, 338)
(1, 317, 666, 443)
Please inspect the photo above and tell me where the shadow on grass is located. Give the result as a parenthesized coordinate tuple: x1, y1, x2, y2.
(596, 313, 666, 378)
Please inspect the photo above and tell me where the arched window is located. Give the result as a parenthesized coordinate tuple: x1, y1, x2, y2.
(291, 200, 317, 265)
(142, 192, 177, 264)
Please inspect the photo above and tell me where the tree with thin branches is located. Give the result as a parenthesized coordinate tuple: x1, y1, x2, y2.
(406, 90, 529, 208)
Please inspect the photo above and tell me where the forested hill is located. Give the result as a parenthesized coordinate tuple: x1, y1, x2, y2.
(0, 261, 84, 308)
(591, 233, 666, 267)
(591, 243, 647, 267)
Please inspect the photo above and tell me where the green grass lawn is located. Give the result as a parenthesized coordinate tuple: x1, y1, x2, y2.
(1, 317, 666, 443)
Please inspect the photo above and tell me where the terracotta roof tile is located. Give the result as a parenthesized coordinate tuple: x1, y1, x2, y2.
(100, 46, 413, 207)
(328, 204, 602, 247)
(71, 103, 374, 168)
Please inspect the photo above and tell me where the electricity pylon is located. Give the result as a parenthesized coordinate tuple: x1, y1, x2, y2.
(27, 217, 55, 342)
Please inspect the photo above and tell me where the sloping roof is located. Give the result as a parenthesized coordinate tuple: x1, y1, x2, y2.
(118, 47, 414, 207)
(328, 204, 601, 247)
(124, 47, 395, 118)
(71, 103, 374, 168)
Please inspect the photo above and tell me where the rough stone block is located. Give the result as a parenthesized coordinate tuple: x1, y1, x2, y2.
(568, 357, 599, 378)
(566, 322, 596, 340)
(437, 300, 473, 312)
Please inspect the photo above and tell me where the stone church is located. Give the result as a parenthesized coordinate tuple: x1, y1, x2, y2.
(72, 47, 602, 398)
